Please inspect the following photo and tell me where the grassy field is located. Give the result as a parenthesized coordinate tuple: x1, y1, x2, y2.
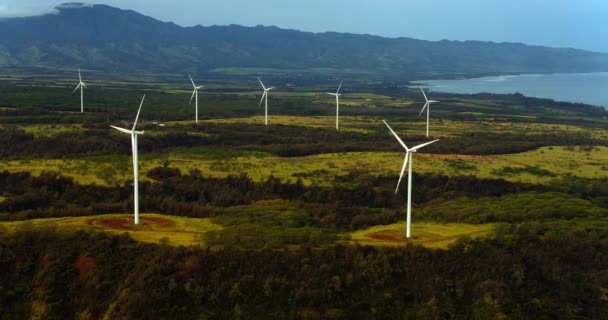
(194, 115, 608, 139)
(2, 145, 608, 187)
(171, 116, 378, 134)
(20, 124, 83, 137)
(0, 214, 223, 247)
(348, 222, 497, 249)
(0, 212, 498, 250)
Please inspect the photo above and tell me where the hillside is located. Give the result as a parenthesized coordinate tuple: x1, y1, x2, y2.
(0, 3, 607, 76)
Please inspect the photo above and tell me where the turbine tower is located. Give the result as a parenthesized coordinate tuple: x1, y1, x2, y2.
(110, 95, 146, 225)
(72, 68, 87, 113)
(326, 81, 342, 130)
(257, 77, 274, 125)
(383, 120, 438, 238)
(419, 88, 439, 137)
(189, 75, 204, 123)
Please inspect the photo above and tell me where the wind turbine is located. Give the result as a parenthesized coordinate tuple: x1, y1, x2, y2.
(72, 68, 87, 113)
(383, 120, 438, 239)
(326, 81, 342, 130)
(189, 75, 204, 123)
(419, 88, 439, 137)
(110, 95, 146, 225)
(257, 77, 274, 125)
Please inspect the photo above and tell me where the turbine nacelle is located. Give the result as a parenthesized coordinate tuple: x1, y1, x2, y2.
(110, 125, 144, 136)
(383, 120, 438, 193)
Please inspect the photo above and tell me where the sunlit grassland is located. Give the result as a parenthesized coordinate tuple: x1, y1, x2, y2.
(188, 115, 607, 139)
(0, 213, 223, 247)
(2, 146, 608, 186)
(19, 123, 83, 137)
(190, 115, 380, 133)
(348, 222, 497, 249)
(497, 146, 608, 178)
(0, 214, 496, 249)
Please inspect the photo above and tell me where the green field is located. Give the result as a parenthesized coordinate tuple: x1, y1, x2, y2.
(0, 214, 222, 247)
(349, 222, 497, 249)
(2, 145, 607, 187)
(0, 213, 498, 250)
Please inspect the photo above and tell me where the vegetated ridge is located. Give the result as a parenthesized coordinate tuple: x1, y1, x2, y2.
(0, 3, 607, 76)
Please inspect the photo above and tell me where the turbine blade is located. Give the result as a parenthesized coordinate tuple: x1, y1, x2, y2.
(382, 120, 409, 151)
(267, 87, 274, 91)
(189, 75, 196, 87)
(132, 95, 145, 131)
(395, 152, 409, 193)
(326, 92, 336, 96)
(258, 92, 266, 109)
(110, 125, 133, 135)
(336, 81, 342, 94)
(81, 82, 87, 88)
(421, 88, 429, 102)
(78, 69, 82, 82)
(72, 84, 81, 93)
(411, 139, 439, 152)
(189, 89, 196, 103)
(258, 77, 266, 90)
(418, 102, 428, 117)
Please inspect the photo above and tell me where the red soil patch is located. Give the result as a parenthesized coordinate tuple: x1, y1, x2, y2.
(88, 216, 176, 231)
(367, 230, 407, 242)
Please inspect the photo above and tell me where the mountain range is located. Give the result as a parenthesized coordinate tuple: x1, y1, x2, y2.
(1, 3, 607, 77)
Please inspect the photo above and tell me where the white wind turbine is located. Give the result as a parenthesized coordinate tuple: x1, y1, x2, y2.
(72, 68, 87, 113)
(189, 75, 204, 123)
(419, 88, 439, 137)
(110, 95, 146, 225)
(257, 77, 274, 125)
(383, 120, 439, 239)
(326, 81, 342, 130)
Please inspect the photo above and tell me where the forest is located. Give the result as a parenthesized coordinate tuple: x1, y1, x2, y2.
(0, 225, 606, 319)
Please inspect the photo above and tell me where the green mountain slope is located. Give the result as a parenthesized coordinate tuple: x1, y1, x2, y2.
(1, 3, 607, 76)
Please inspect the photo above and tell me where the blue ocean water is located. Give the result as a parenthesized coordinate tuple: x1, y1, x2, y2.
(413, 72, 608, 108)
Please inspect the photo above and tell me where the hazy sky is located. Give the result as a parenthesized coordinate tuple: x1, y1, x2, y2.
(1, 0, 607, 53)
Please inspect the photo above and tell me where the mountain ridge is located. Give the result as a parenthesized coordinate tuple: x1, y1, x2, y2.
(0, 3, 607, 77)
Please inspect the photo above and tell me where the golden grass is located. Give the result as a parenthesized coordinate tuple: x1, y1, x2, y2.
(348, 222, 496, 249)
(497, 146, 608, 178)
(0, 213, 495, 250)
(3, 146, 608, 187)
(21, 124, 82, 137)
(0, 214, 223, 247)
(184, 116, 608, 140)
(170, 115, 379, 133)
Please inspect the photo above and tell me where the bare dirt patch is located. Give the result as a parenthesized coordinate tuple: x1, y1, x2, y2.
(368, 230, 407, 242)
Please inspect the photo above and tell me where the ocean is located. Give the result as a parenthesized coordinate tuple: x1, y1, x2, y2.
(413, 72, 608, 108)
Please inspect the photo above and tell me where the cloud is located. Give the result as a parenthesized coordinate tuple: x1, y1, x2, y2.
(56, 3, 95, 9)
(0, 4, 59, 18)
